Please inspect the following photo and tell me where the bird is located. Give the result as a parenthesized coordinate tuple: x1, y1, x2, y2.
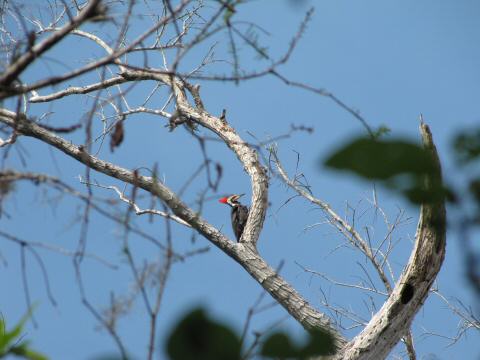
(218, 194, 249, 242)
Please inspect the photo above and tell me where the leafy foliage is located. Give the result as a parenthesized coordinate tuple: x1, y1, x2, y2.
(452, 128, 480, 209)
(261, 329, 335, 359)
(469, 179, 480, 204)
(372, 125, 391, 139)
(0, 312, 47, 360)
(324, 136, 449, 203)
(325, 137, 436, 179)
(166, 308, 242, 360)
(453, 128, 480, 165)
(166, 307, 335, 360)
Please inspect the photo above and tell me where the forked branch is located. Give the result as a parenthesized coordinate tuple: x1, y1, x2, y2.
(0, 107, 346, 349)
(339, 123, 446, 359)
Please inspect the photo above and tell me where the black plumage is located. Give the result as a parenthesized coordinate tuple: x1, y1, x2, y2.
(231, 202, 249, 241)
(219, 194, 249, 242)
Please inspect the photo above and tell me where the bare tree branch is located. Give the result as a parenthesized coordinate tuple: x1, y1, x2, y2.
(0, 107, 346, 348)
(0, 3, 455, 358)
(0, 0, 102, 87)
(339, 123, 446, 360)
(78, 178, 192, 227)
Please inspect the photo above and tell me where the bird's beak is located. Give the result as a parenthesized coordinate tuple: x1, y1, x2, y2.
(236, 193, 245, 200)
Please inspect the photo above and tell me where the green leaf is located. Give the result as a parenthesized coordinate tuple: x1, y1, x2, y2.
(324, 137, 450, 204)
(372, 125, 391, 139)
(166, 308, 241, 360)
(0, 318, 6, 352)
(0, 314, 27, 350)
(324, 137, 436, 180)
(261, 329, 335, 359)
(261, 332, 298, 358)
(394, 176, 453, 204)
(469, 178, 480, 204)
(10, 342, 48, 360)
(453, 128, 480, 164)
(0, 307, 47, 360)
(300, 329, 336, 357)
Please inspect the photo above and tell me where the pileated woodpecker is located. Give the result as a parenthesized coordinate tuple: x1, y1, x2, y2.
(219, 194, 249, 242)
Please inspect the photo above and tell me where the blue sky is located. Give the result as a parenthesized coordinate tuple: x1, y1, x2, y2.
(1, 0, 479, 359)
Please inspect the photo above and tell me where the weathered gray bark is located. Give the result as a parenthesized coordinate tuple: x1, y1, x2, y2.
(0, 90, 447, 360)
(0, 83, 446, 358)
(0, 7, 447, 352)
(0, 108, 345, 348)
(336, 123, 446, 359)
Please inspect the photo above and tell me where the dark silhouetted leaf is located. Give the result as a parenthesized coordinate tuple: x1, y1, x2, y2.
(398, 177, 453, 204)
(324, 137, 435, 180)
(110, 121, 124, 153)
(261, 332, 298, 358)
(300, 329, 336, 357)
(166, 308, 241, 360)
(324, 137, 451, 204)
(261, 329, 335, 359)
(469, 178, 480, 204)
(453, 129, 480, 164)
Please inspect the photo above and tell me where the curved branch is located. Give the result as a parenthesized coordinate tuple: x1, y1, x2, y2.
(177, 101, 269, 246)
(28, 28, 127, 103)
(273, 147, 418, 359)
(29, 76, 126, 103)
(272, 149, 392, 291)
(78, 179, 191, 227)
(0, 1, 190, 100)
(0, 0, 102, 87)
(0, 108, 346, 349)
(339, 123, 446, 359)
(122, 68, 270, 246)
